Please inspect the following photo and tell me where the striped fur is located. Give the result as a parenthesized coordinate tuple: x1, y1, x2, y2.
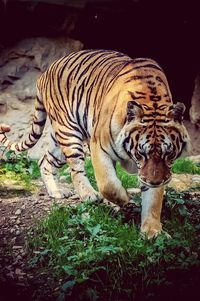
(0, 49, 190, 237)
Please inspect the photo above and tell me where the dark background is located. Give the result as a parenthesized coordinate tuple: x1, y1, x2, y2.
(0, 0, 200, 118)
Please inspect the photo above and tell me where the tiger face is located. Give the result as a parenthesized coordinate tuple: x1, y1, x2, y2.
(122, 101, 189, 188)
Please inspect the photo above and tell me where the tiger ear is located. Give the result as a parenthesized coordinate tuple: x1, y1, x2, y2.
(127, 101, 144, 122)
(168, 102, 186, 122)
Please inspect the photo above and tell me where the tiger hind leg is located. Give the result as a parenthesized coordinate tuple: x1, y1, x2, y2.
(55, 126, 99, 202)
(66, 154, 99, 202)
(39, 135, 73, 199)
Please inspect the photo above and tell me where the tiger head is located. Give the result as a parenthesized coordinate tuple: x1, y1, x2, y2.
(120, 100, 190, 188)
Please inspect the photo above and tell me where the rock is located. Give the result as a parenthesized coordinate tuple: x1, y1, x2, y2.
(6, 271, 15, 279)
(0, 37, 83, 97)
(16, 219, 21, 225)
(167, 173, 200, 191)
(16, 255, 22, 261)
(0, 99, 7, 113)
(190, 74, 200, 127)
(10, 216, 18, 220)
(0, 36, 83, 159)
(15, 209, 22, 215)
(11, 237, 16, 244)
(15, 268, 26, 276)
(192, 175, 200, 183)
(188, 155, 200, 163)
(10, 69, 40, 101)
(32, 200, 39, 205)
(12, 245, 23, 250)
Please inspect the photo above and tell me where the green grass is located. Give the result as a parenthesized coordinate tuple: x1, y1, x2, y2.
(172, 158, 200, 174)
(0, 150, 40, 189)
(28, 191, 200, 301)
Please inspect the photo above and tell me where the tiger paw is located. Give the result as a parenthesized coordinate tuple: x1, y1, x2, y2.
(49, 188, 73, 199)
(140, 220, 162, 239)
(81, 191, 101, 202)
(79, 186, 101, 202)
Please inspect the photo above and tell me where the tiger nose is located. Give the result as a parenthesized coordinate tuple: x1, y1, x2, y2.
(148, 179, 163, 186)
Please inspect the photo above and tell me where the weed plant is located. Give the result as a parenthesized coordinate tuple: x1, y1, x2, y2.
(28, 188, 200, 301)
(172, 157, 200, 174)
(0, 150, 40, 188)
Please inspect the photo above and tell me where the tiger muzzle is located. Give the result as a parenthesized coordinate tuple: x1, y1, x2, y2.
(138, 157, 171, 187)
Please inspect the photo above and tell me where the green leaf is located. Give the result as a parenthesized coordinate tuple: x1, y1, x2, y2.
(87, 224, 101, 237)
(62, 265, 76, 276)
(61, 280, 76, 293)
(97, 245, 119, 254)
(176, 198, 185, 204)
(178, 205, 188, 216)
(40, 249, 50, 256)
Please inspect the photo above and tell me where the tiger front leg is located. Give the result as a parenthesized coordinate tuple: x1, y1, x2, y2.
(90, 142, 130, 207)
(140, 185, 164, 239)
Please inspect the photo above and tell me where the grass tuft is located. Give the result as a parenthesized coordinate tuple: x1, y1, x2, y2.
(28, 191, 200, 300)
(172, 158, 200, 174)
(0, 150, 40, 189)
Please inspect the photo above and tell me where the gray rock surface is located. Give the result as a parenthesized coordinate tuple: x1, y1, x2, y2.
(190, 74, 200, 127)
(0, 37, 83, 99)
(0, 36, 83, 159)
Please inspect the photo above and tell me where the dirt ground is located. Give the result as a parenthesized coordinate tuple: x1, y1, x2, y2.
(0, 180, 82, 301)
(0, 120, 199, 301)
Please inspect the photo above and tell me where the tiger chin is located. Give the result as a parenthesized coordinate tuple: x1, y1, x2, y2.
(0, 49, 190, 239)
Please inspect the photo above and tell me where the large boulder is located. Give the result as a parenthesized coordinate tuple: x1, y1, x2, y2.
(189, 74, 200, 128)
(0, 36, 83, 159)
(0, 37, 83, 100)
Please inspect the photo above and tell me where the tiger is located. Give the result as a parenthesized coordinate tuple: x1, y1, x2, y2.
(0, 49, 190, 238)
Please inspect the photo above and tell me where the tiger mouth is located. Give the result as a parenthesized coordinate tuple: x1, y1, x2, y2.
(138, 176, 172, 188)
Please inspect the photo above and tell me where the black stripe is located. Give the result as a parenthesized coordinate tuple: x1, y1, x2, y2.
(66, 153, 84, 159)
(141, 185, 149, 192)
(71, 169, 85, 175)
(1, 137, 7, 143)
(56, 131, 82, 142)
(125, 75, 154, 83)
(34, 119, 46, 127)
(135, 91, 146, 96)
(132, 63, 162, 71)
(47, 151, 65, 166)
